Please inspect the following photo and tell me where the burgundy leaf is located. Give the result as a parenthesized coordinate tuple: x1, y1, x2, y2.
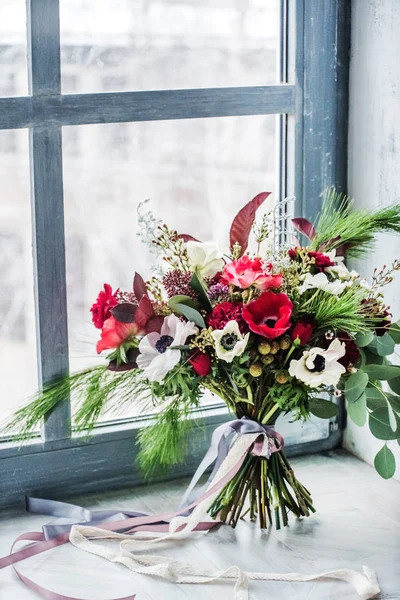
(108, 348, 140, 372)
(229, 192, 271, 255)
(178, 234, 201, 243)
(110, 303, 137, 324)
(135, 296, 155, 329)
(133, 272, 148, 300)
(291, 218, 317, 240)
(146, 315, 164, 334)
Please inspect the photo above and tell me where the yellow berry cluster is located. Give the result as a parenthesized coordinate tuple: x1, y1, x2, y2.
(190, 327, 215, 353)
(257, 335, 291, 356)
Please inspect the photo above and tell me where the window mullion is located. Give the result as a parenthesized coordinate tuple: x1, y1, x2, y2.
(27, 0, 71, 441)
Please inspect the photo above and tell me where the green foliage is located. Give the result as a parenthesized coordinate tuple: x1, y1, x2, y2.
(389, 377, 400, 395)
(168, 295, 202, 313)
(345, 371, 369, 403)
(368, 333, 396, 357)
(297, 287, 375, 335)
(174, 303, 206, 328)
(137, 404, 195, 477)
(309, 398, 339, 419)
(267, 382, 309, 420)
(150, 361, 203, 407)
(4, 366, 154, 439)
(312, 188, 400, 257)
(190, 272, 212, 310)
(364, 363, 400, 380)
(347, 393, 367, 427)
(388, 320, 400, 344)
(369, 407, 399, 440)
(374, 445, 396, 479)
(355, 331, 374, 348)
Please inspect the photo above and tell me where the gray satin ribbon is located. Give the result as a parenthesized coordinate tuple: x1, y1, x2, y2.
(26, 497, 154, 540)
(179, 416, 283, 508)
(27, 417, 283, 539)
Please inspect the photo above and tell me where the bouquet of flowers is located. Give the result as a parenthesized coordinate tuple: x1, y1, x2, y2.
(8, 189, 400, 530)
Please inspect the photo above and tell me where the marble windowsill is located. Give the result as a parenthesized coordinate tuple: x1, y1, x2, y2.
(0, 450, 399, 600)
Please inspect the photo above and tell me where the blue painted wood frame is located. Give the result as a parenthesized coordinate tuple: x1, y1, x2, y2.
(0, 0, 350, 507)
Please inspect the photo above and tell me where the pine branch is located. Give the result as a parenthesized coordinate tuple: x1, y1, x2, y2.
(312, 188, 400, 257)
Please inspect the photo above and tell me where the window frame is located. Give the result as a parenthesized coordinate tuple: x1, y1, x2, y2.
(0, 0, 350, 508)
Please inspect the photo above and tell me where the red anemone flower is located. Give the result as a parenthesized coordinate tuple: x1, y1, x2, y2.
(242, 292, 293, 339)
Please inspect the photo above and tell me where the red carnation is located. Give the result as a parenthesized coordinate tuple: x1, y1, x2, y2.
(291, 320, 314, 345)
(207, 301, 249, 334)
(337, 332, 360, 368)
(288, 247, 300, 260)
(308, 251, 334, 271)
(90, 283, 119, 329)
(189, 350, 212, 376)
(242, 292, 293, 339)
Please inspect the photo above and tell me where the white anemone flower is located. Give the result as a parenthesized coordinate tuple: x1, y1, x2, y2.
(211, 320, 250, 363)
(137, 314, 197, 383)
(288, 338, 346, 388)
(298, 272, 353, 295)
(186, 241, 224, 278)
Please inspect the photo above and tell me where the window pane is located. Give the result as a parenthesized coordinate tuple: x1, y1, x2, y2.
(0, 130, 38, 432)
(63, 115, 276, 421)
(0, 0, 28, 97)
(60, 0, 278, 93)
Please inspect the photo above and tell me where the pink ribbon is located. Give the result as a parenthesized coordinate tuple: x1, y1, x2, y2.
(0, 421, 278, 599)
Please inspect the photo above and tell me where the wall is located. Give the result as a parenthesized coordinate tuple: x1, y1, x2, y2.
(345, 0, 400, 480)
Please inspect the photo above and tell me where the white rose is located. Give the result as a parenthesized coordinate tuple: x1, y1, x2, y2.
(186, 241, 224, 278)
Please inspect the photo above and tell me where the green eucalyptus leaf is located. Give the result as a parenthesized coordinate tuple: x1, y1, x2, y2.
(374, 445, 396, 479)
(363, 349, 384, 365)
(168, 295, 202, 313)
(364, 364, 400, 380)
(174, 303, 206, 328)
(347, 394, 367, 427)
(387, 393, 400, 414)
(369, 407, 399, 440)
(355, 331, 374, 348)
(309, 398, 339, 419)
(388, 377, 400, 395)
(368, 333, 396, 357)
(365, 387, 387, 411)
(344, 370, 369, 403)
(388, 320, 400, 344)
(190, 272, 212, 311)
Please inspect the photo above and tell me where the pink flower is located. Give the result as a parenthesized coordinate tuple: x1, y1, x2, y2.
(221, 256, 283, 290)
